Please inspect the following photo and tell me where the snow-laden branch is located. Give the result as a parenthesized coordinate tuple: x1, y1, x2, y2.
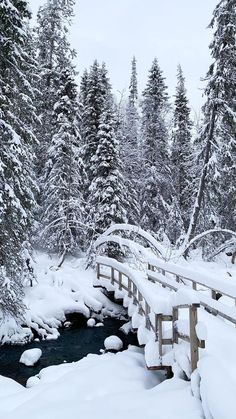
(181, 228, 236, 256)
(94, 234, 153, 261)
(100, 224, 166, 258)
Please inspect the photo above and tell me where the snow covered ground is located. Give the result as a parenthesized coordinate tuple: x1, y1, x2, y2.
(1, 250, 236, 418)
(0, 252, 125, 345)
(0, 346, 203, 419)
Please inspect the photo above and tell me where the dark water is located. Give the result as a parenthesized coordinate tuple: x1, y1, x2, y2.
(0, 318, 138, 386)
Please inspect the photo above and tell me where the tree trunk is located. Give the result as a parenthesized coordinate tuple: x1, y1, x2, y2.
(184, 107, 217, 255)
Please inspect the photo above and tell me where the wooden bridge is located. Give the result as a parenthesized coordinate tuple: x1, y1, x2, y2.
(95, 224, 236, 378)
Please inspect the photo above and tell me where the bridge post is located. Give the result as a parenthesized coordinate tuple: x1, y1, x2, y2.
(138, 291, 143, 315)
(189, 304, 199, 372)
(172, 307, 178, 344)
(158, 315, 163, 363)
(145, 302, 151, 330)
(128, 278, 132, 297)
(133, 284, 138, 305)
(118, 272, 122, 290)
(111, 267, 115, 285)
(96, 263, 100, 280)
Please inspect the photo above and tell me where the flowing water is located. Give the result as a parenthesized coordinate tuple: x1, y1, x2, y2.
(0, 317, 138, 386)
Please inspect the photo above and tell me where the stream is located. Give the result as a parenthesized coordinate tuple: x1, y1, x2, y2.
(0, 317, 138, 386)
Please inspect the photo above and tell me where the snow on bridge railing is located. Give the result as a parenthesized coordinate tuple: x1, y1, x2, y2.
(96, 256, 205, 374)
(147, 265, 236, 326)
(95, 224, 167, 259)
(147, 257, 236, 305)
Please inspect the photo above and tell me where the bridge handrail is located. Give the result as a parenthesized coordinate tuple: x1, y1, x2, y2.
(96, 256, 205, 372)
(147, 257, 236, 304)
(147, 269, 236, 326)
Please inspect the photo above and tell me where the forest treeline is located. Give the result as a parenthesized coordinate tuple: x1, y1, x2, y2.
(0, 0, 235, 318)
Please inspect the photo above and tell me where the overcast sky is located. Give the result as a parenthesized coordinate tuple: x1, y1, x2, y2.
(28, 0, 218, 114)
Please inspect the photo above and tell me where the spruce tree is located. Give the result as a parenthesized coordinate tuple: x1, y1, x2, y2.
(185, 0, 236, 246)
(171, 65, 193, 233)
(121, 56, 140, 224)
(87, 104, 128, 241)
(35, 0, 75, 177)
(140, 58, 173, 237)
(0, 0, 37, 317)
(41, 68, 86, 260)
(81, 60, 111, 183)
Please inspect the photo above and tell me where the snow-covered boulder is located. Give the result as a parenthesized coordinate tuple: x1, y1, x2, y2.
(87, 318, 96, 327)
(104, 335, 123, 351)
(19, 348, 42, 366)
(26, 376, 40, 388)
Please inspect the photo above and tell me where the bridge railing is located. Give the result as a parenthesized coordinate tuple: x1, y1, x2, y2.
(147, 259, 236, 326)
(147, 257, 236, 304)
(96, 257, 205, 373)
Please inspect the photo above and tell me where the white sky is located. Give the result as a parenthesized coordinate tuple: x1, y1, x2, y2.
(29, 0, 218, 114)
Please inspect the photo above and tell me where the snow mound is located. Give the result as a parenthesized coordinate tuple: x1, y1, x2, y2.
(19, 348, 42, 366)
(26, 376, 40, 388)
(104, 335, 123, 351)
(87, 318, 96, 327)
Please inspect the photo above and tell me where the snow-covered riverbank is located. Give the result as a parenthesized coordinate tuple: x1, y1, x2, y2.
(0, 346, 203, 419)
(0, 252, 125, 345)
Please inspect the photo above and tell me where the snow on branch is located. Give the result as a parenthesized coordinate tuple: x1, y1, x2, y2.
(181, 228, 236, 256)
(99, 224, 166, 258)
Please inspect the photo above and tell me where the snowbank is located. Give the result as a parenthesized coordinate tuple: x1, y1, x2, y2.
(0, 348, 202, 419)
(0, 252, 125, 344)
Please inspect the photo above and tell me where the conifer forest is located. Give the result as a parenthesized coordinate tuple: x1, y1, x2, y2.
(0, 1, 236, 418)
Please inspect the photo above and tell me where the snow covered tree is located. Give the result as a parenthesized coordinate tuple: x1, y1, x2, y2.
(87, 104, 128, 242)
(119, 57, 140, 224)
(140, 58, 173, 237)
(185, 0, 236, 246)
(35, 0, 76, 177)
(0, 0, 38, 317)
(81, 60, 112, 183)
(171, 65, 193, 233)
(41, 68, 86, 261)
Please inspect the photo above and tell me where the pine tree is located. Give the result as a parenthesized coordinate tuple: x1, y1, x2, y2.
(140, 58, 173, 237)
(185, 0, 236, 246)
(0, 0, 37, 317)
(171, 65, 193, 233)
(41, 68, 86, 260)
(87, 104, 128, 241)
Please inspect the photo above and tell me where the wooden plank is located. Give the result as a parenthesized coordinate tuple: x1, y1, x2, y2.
(158, 315, 163, 361)
(96, 263, 100, 279)
(128, 278, 132, 297)
(189, 305, 199, 372)
(161, 315, 173, 321)
(138, 291, 143, 315)
(177, 333, 190, 343)
(172, 307, 178, 345)
(97, 273, 111, 280)
(155, 314, 158, 335)
(145, 302, 151, 330)
(133, 283, 138, 306)
(174, 303, 200, 309)
(211, 290, 217, 300)
(118, 272, 122, 290)
(162, 339, 173, 345)
(111, 267, 115, 285)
